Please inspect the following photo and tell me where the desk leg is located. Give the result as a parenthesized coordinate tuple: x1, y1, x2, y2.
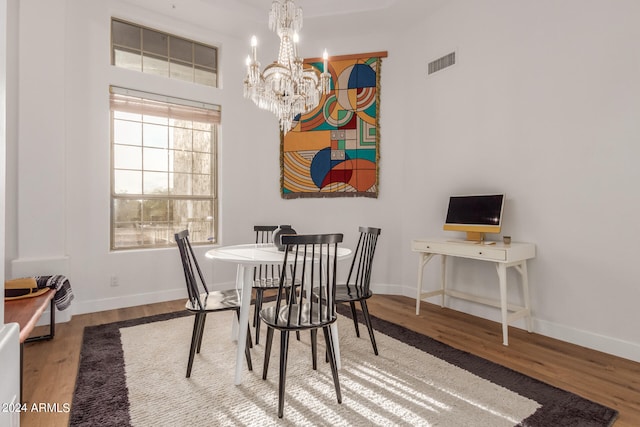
(234, 264, 252, 385)
(416, 254, 425, 315)
(496, 263, 509, 346)
(440, 255, 447, 307)
(518, 261, 533, 333)
(415, 253, 435, 315)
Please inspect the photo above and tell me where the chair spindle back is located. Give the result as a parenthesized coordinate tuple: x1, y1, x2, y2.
(175, 229, 209, 310)
(345, 227, 381, 297)
(254, 225, 279, 281)
(275, 233, 343, 328)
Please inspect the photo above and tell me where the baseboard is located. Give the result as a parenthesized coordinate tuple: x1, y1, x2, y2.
(72, 288, 187, 317)
(534, 318, 640, 363)
(48, 281, 236, 322)
(373, 283, 640, 363)
(370, 282, 406, 296)
(35, 307, 72, 327)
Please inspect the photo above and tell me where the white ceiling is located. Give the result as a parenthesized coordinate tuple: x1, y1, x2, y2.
(201, 0, 399, 20)
(126, 0, 445, 37)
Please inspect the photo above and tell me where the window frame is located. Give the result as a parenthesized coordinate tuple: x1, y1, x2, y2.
(111, 18, 218, 88)
(109, 86, 219, 251)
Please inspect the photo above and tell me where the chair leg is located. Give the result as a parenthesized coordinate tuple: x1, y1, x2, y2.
(245, 329, 254, 371)
(262, 327, 275, 380)
(245, 313, 254, 349)
(360, 300, 379, 356)
(196, 313, 207, 353)
(255, 289, 264, 345)
(253, 288, 259, 327)
(187, 313, 204, 378)
(310, 329, 318, 370)
(322, 326, 342, 404)
(285, 287, 301, 341)
(349, 301, 360, 337)
(278, 330, 291, 418)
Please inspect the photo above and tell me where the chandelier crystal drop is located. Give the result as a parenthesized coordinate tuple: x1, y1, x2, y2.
(243, 0, 331, 134)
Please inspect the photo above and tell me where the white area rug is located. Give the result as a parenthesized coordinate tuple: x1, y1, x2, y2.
(120, 312, 538, 426)
(69, 306, 618, 426)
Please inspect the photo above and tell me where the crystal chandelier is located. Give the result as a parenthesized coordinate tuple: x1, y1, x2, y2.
(243, 0, 331, 134)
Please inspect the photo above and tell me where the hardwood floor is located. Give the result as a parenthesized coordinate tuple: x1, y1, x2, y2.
(19, 294, 639, 426)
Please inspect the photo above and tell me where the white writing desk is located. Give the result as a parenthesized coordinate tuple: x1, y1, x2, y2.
(411, 238, 535, 345)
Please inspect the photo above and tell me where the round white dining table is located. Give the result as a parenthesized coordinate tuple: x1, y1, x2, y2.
(206, 243, 352, 385)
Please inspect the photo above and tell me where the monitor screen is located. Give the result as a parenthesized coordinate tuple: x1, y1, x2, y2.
(443, 194, 505, 241)
(445, 194, 504, 226)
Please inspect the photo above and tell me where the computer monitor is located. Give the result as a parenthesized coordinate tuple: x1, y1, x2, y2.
(443, 194, 505, 242)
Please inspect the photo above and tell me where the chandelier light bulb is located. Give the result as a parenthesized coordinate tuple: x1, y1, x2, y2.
(251, 36, 258, 62)
(323, 49, 328, 73)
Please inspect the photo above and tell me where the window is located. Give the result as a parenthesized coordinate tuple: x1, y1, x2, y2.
(110, 87, 219, 250)
(111, 18, 218, 87)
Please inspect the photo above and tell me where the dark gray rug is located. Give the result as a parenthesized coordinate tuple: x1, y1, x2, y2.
(69, 305, 617, 426)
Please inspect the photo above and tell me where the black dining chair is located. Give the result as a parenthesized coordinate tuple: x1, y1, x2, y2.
(175, 230, 253, 378)
(260, 233, 343, 418)
(252, 225, 300, 344)
(252, 225, 279, 344)
(334, 226, 382, 355)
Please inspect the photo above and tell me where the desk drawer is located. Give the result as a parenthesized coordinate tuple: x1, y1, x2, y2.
(412, 240, 507, 261)
(456, 246, 506, 261)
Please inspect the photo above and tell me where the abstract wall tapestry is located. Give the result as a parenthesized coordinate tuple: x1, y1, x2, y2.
(280, 51, 387, 198)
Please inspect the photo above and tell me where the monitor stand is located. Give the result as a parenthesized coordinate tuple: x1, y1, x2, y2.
(466, 231, 484, 242)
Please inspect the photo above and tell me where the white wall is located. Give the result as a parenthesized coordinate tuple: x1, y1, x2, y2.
(397, 0, 640, 361)
(6, 0, 401, 315)
(4, 0, 640, 362)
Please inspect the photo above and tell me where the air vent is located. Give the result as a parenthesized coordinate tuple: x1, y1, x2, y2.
(428, 52, 456, 75)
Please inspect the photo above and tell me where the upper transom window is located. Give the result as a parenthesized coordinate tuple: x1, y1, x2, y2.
(111, 18, 218, 87)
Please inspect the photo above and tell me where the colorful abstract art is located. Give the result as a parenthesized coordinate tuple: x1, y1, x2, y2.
(281, 51, 387, 198)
